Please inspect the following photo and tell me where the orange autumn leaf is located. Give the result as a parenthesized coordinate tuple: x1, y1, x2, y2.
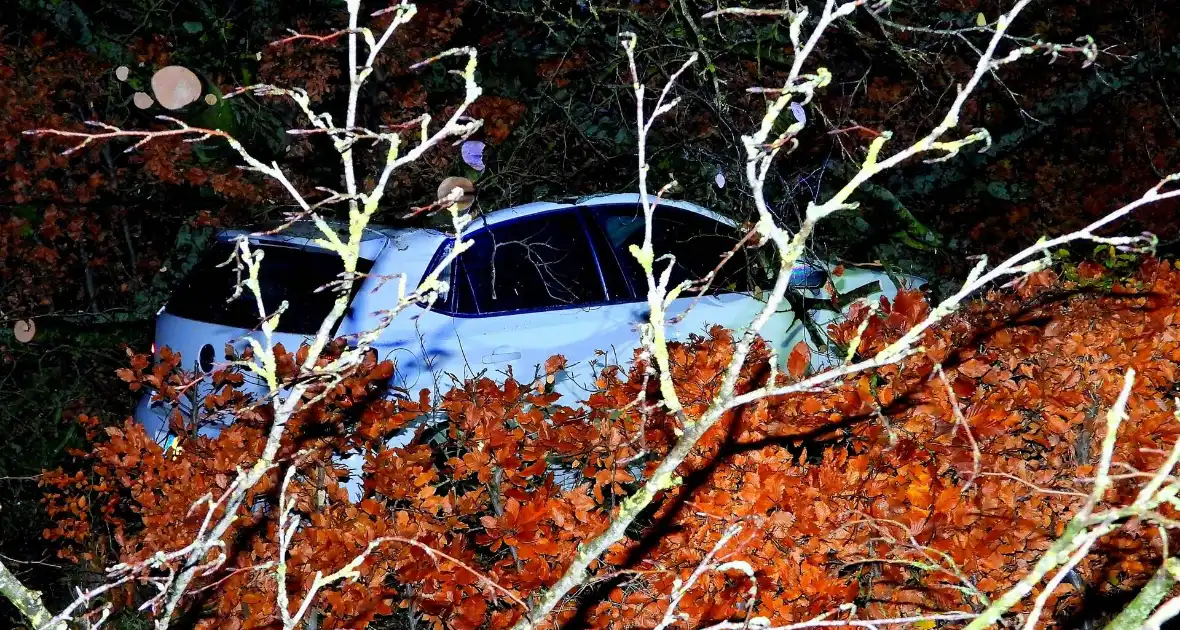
(801, 397, 824, 414)
(787, 342, 811, 380)
(958, 358, 991, 379)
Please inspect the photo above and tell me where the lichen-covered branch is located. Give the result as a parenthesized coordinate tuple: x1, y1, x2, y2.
(618, 31, 697, 417)
(1105, 558, 1180, 630)
(0, 561, 61, 630)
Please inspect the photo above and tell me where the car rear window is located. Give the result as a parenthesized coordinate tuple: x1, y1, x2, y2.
(165, 241, 374, 335)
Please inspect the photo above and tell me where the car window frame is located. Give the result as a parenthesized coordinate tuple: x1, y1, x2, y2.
(586, 203, 757, 299)
(419, 207, 636, 318)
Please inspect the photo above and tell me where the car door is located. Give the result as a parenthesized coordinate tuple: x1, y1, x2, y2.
(399, 208, 648, 402)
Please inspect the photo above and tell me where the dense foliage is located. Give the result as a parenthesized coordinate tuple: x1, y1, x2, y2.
(4, 0, 1179, 309)
(34, 260, 1180, 629)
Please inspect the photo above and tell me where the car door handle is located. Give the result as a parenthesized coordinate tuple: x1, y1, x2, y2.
(482, 348, 521, 364)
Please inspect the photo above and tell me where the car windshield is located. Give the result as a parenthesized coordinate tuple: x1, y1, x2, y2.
(165, 241, 373, 335)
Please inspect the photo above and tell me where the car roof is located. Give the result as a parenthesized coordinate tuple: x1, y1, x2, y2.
(217, 219, 434, 261)
(463, 192, 734, 230)
(216, 193, 734, 256)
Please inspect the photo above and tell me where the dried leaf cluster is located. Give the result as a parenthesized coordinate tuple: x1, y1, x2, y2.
(40, 258, 1180, 629)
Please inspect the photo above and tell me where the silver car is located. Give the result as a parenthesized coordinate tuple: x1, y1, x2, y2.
(135, 193, 921, 495)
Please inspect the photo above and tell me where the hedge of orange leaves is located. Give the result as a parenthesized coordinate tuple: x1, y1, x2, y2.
(42, 258, 1180, 629)
(1, 33, 268, 317)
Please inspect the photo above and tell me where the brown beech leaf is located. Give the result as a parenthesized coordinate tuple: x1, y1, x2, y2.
(787, 342, 811, 380)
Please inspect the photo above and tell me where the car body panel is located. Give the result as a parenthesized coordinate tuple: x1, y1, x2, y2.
(136, 313, 311, 443)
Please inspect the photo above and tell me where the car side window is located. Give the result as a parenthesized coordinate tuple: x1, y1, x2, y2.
(451, 211, 607, 314)
(592, 204, 751, 297)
